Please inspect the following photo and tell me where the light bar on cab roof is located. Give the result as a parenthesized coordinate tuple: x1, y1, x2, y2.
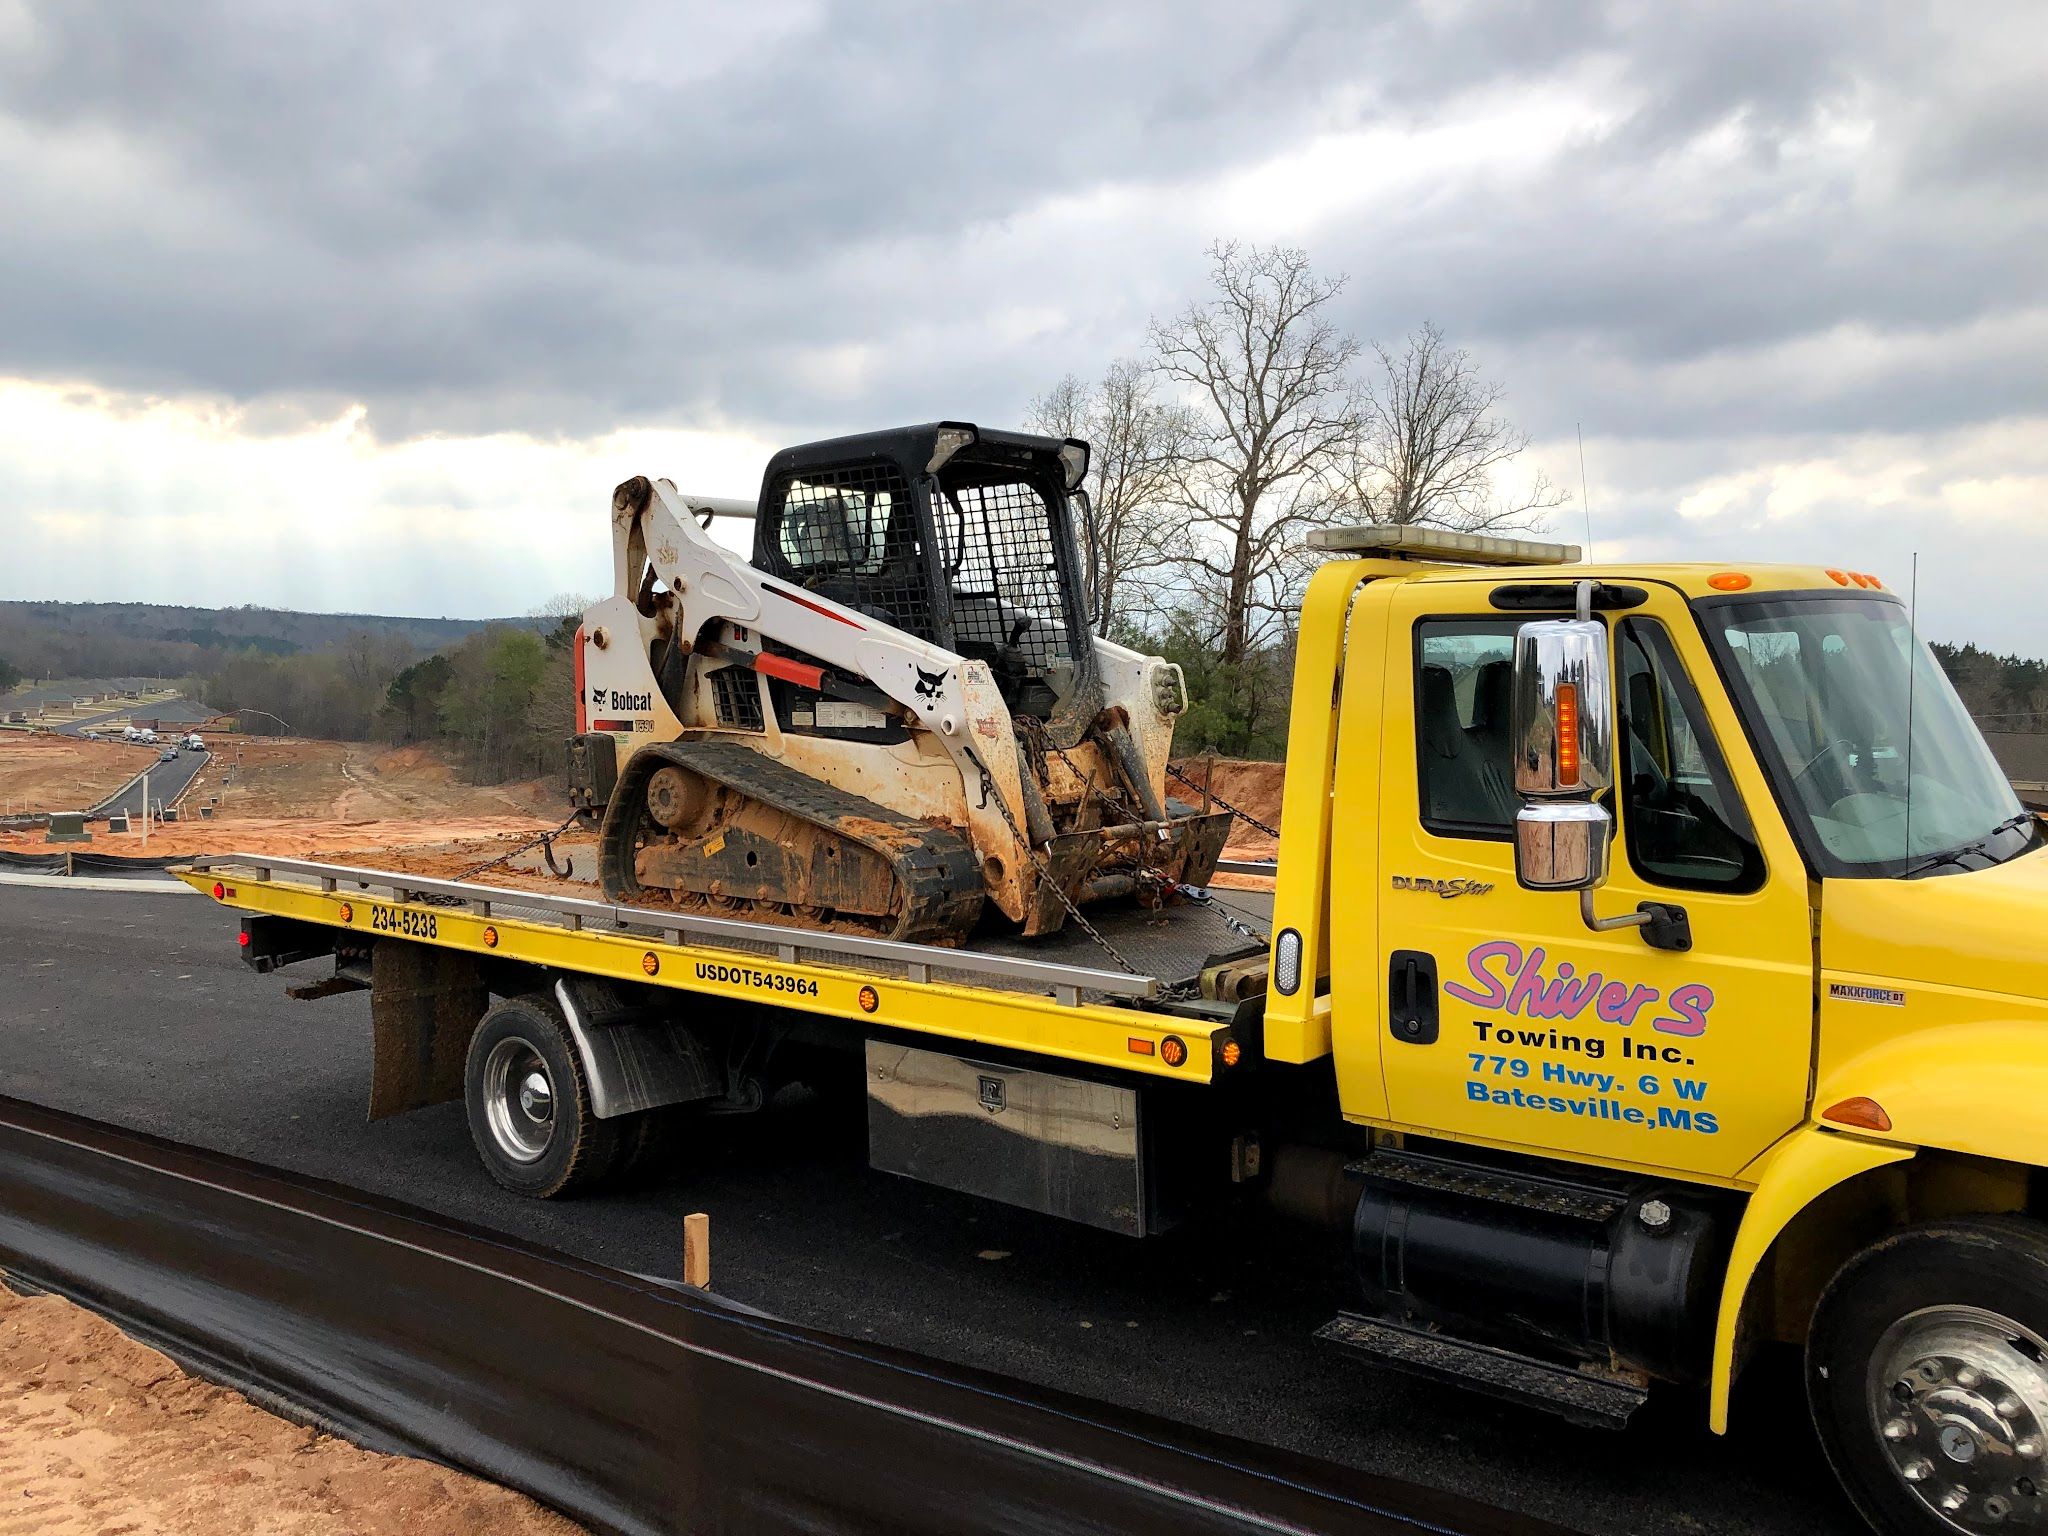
(1307, 524, 1583, 566)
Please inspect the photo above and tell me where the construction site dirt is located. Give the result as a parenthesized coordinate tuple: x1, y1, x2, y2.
(0, 1284, 581, 1536)
(0, 740, 1286, 893)
(0, 734, 159, 815)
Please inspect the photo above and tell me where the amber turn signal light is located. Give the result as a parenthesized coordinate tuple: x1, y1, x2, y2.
(1555, 683, 1581, 786)
(641, 951, 660, 976)
(336, 902, 353, 923)
(1159, 1035, 1188, 1069)
(482, 925, 499, 949)
(1822, 1096, 1892, 1132)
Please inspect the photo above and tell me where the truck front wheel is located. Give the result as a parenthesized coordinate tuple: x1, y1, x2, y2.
(464, 993, 622, 1198)
(1809, 1216, 2048, 1535)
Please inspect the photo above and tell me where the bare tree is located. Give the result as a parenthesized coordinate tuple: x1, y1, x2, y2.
(1342, 321, 1564, 531)
(1028, 360, 1187, 636)
(1148, 241, 1362, 665)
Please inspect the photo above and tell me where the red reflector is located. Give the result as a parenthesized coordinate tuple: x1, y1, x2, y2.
(238, 931, 251, 947)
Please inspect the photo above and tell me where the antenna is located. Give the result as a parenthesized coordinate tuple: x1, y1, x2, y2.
(1904, 551, 1919, 863)
(1576, 423, 1594, 560)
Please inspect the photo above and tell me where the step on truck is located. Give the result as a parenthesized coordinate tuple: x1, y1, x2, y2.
(192, 522, 2048, 1536)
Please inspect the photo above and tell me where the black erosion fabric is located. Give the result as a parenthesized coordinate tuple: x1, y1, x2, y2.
(0, 850, 188, 871)
(0, 1095, 1562, 1536)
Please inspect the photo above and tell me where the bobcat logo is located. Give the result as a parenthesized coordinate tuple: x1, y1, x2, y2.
(913, 665, 949, 707)
(589, 686, 607, 707)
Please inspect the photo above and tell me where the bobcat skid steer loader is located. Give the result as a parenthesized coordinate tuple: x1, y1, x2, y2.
(569, 422, 1229, 945)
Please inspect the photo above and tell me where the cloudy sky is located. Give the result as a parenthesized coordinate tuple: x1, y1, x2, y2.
(2, 1, 2043, 650)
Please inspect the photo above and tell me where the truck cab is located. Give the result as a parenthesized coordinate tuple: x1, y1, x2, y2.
(1269, 527, 2048, 1534)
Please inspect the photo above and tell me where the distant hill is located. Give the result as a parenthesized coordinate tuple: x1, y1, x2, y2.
(0, 600, 544, 684)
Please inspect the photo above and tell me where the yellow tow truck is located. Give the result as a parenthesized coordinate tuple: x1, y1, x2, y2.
(191, 525, 2048, 1536)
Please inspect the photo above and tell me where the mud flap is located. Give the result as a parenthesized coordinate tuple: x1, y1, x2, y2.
(369, 940, 487, 1121)
(554, 976, 721, 1120)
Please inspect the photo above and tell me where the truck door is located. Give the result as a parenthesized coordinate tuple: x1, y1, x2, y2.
(1375, 581, 1813, 1180)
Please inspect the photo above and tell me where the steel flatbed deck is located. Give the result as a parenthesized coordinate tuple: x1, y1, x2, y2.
(178, 855, 1260, 1085)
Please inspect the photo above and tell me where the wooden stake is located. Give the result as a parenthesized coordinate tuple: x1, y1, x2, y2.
(683, 1212, 711, 1289)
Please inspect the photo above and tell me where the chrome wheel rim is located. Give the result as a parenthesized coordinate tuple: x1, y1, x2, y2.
(482, 1036, 555, 1164)
(1870, 1304, 2048, 1530)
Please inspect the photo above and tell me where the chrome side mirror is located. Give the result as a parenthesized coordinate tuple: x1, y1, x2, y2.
(1511, 619, 1613, 798)
(1511, 616, 1615, 893)
(1516, 800, 1613, 891)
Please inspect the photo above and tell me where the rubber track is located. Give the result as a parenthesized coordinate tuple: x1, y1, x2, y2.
(598, 738, 985, 945)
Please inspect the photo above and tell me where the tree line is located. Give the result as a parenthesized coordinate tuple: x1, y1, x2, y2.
(1029, 240, 1564, 757)
(199, 600, 583, 783)
(1932, 642, 2048, 734)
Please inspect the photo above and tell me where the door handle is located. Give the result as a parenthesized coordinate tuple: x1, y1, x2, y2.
(1388, 950, 1439, 1045)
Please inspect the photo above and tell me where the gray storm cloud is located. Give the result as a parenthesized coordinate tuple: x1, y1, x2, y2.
(0, 0, 2043, 641)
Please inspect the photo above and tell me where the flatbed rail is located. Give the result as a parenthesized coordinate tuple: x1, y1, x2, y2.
(181, 854, 1243, 1084)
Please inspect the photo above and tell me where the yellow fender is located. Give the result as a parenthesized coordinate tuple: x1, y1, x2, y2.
(1709, 1125, 1911, 1433)
(1812, 1020, 2048, 1168)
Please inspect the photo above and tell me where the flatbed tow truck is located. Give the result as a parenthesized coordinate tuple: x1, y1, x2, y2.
(188, 525, 2048, 1536)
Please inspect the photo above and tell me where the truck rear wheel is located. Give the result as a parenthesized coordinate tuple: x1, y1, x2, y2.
(464, 992, 622, 1199)
(1808, 1216, 2048, 1535)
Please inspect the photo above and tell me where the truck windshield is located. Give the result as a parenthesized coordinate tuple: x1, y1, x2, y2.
(1704, 594, 2034, 878)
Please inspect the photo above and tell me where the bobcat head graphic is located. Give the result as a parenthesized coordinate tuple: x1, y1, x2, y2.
(913, 666, 949, 704)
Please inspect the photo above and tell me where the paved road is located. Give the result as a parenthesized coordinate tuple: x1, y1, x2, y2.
(92, 749, 209, 818)
(0, 886, 1861, 1536)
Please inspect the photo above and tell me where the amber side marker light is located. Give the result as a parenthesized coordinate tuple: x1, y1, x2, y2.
(641, 952, 661, 976)
(1707, 572, 1752, 591)
(857, 985, 880, 1014)
(1822, 1096, 1892, 1132)
(1159, 1035, 1189, 1069)
(1554, 683, 1581, 786)
(1220, 1038, 1243, 1068)
(482, 925, 499, 949)
(1127, 1037, 1157, 1057)
(1826, 569, 1851, 585)
(336, 902, 353, 923)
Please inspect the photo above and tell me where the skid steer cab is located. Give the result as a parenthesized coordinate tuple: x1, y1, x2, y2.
(567, 422, 1223, 946)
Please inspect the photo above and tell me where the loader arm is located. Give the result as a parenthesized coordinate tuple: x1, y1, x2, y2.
(602, 475, 1040, 923)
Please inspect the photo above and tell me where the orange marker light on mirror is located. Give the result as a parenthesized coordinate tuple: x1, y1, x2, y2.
(1707, 572, 1752, 591)
(1554, 683, 1581, 786)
